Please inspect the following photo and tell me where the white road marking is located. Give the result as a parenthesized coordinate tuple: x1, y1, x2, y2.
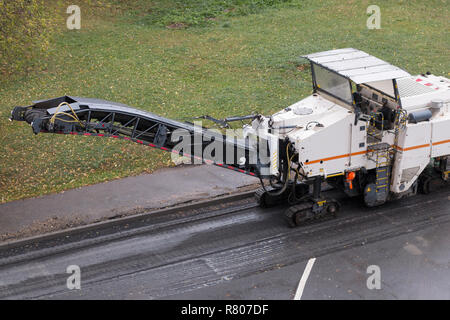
(293, 258, 316, 300)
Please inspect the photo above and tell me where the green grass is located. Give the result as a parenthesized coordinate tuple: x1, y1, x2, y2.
(116, 0, 298, 27)
(0, 0, 449, 203)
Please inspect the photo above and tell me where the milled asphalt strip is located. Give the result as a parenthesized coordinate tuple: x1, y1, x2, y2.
(0, 190, 256, 257)
(293, 258, 316, 300)
(1, 187, 448, 300)
(0, 207, 260, 268)
(0, 184, 337, 253)
(0, 192, 350, 267)
(0, 187, 439, 267)
(27, 196, 450, 300)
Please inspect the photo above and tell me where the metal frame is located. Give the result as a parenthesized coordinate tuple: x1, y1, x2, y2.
(303, 48, 411, 84)
(310, 62, 354, 107)
(11, 97, 262, 177)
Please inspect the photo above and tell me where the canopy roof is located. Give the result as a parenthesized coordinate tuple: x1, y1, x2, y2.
(303, 48, 410, 84)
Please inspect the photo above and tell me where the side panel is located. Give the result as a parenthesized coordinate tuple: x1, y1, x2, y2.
(298, 115, 368, 177)
(431, 117, 450, 157)
(391, 122, 432, 193)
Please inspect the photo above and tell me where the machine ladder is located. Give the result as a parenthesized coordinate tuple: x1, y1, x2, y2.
(368, 143, 392, 196)
(365, 111, 393, 197)
(366, 109, 407, 196)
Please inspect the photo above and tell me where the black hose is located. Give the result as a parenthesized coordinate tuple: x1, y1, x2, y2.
(263, 158, 290, 196)
(288, 169, 309, 205)
(269, 174, 283, 189)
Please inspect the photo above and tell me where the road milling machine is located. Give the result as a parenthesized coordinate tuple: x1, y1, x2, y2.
(10, 49, 450, 227)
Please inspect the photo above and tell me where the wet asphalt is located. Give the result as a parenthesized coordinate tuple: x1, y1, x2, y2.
(0, 186, 448, 300)
(0, 164, 258, 239)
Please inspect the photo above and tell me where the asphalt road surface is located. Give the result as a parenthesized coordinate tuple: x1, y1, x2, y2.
(0, 187, 449, 300)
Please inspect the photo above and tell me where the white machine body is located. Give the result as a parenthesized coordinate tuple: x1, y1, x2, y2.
(243, 48, 450, 198)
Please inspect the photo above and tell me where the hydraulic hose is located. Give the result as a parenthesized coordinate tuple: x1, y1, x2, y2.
(258, 142, 293, 197)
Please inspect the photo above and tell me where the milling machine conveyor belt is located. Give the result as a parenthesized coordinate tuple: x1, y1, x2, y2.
(10, 96, 261, 177)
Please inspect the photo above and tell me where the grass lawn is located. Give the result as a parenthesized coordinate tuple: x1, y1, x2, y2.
(0, 0, 448, 203)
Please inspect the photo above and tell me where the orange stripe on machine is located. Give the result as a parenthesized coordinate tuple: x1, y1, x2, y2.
(304, 151, 366, 165)
(432, 139, 450, 146)
(303, 139, 449, 165)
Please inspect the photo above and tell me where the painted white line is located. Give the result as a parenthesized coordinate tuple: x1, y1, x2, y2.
(293, 257, 316, 300)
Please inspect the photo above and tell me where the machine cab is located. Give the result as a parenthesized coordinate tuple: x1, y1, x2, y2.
(303, 48, 411, 130)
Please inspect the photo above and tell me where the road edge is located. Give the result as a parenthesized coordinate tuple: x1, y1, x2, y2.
(0, 190, 256, 252)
